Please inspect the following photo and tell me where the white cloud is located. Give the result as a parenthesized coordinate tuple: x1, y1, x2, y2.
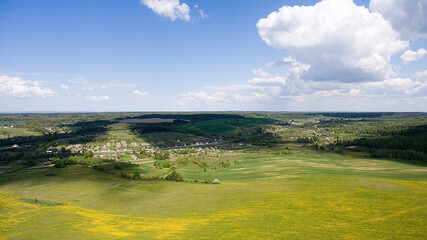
(370, 0, 427, 40)
(198, 9, 207, 19)
(257, 0, 408, 82)
(175, 0, 426, 111)
(400, 49, 427, 64)
(0, 75, 56, 97)
(176, 61, 427, 111)
(82, 86, 95, 91)
(141, 0, 190, 21)
(248, 69, 287, 86)
(416, 70, 427, 82)
(360, 78, 418, 95)
(133, 90, 149, 95)
(176, 91, 229, 106)
(86, 96, 109, 101)
(105, 82, 137, 88)
(60, 84, 69, 92)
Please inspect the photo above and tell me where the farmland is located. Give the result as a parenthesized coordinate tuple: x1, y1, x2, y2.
(0, 112, 426, 239)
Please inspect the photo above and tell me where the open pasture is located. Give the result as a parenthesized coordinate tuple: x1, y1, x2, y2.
(0, 127, 42, 138)
(0, 153, 426, 239)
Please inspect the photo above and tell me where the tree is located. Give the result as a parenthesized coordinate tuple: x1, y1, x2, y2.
(84, 150, 94, 159)
(133, 172, 140, 180)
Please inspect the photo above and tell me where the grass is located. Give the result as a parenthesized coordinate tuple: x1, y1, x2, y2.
(175, 117, 276, 135)
(179, 153, 427, 182)
(0, 154, 426, 239)
(0, 127, 42, 138)
(0, 121, 26, 126)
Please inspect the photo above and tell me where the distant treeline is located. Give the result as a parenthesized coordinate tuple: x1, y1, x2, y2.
(304, 112, 401, 118)
(116, 113, 245, 122)
(345, 124, 427, 161)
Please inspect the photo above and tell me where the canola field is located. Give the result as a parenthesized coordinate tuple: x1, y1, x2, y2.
(0, 153, 426, 239)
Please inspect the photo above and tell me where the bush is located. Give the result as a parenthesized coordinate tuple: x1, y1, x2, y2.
(273, 150, 293, 155)
(51, 157, 66, 168)
(154, 160, 173, 169)
(84, 150, 94, 159)
(120, 172, 130, 179)
(154, 151, 170, 160)
(165, 170, 184, 182)
(138, 149, 152, 158)
(296, 137, 311, 143)
(133, 171, 140, 180)
(78, 158, 88, 166)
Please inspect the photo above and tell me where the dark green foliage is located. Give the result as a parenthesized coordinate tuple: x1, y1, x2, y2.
(370, 149, 425, 161)
(51, 157, 66, 168)
(84, 150, 94, 159)
(120, 172, 130, 179)
(130, 124, 173, 134)
(118, 113, 245, 122)
(154, 160, 173, 169)
(165, 170, 184, 182)
(95, 135, 109, 141)
(154, 151, 170, 160)
(133, 171, 140, 180)
(137, 149, 152, 158)
(273, 150, 293, 155)
(296, 137, 311, 143)
(304, 112, 399, 118)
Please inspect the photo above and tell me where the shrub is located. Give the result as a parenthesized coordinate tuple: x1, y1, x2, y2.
(51, 157, 66, 168)
(84, 150, 94, 159)
(273, 150, 293, 155)
(165, 170, 184, 182)
(120, 172, 130, 179)
(154, 151, 170, 160)
(133, 171, 140, 180)
(66, 156, 79, 165)
(154, 160, 172, 169)
(78, 158, 88, 166)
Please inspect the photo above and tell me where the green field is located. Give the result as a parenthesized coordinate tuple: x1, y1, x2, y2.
(0, 121, 26, 126)
(1, 153, 426, 239)
(0, 127, 42, 138)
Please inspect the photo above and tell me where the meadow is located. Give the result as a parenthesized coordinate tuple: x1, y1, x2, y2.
(0, 112, 426, 239)
(0, 127, 42, 138)
(0, 151, 426, 239)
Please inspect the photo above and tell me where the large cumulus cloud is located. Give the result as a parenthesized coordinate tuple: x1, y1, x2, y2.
(370, 0, 427, 40)
(257, 0, 408, 82)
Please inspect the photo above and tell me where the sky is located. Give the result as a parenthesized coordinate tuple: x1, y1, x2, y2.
(0, 0, 426, 112)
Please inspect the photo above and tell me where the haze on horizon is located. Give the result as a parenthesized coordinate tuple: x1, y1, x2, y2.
(0, 0, 426, 112)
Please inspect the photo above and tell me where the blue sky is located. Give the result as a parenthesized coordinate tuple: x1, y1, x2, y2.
(0, 0, 426, 112)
